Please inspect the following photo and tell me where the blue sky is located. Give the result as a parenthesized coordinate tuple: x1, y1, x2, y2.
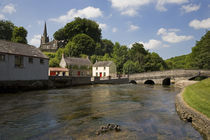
(0, 0, 210, 59)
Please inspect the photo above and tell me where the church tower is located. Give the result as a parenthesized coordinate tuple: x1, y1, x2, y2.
(41, 22, 49, 44)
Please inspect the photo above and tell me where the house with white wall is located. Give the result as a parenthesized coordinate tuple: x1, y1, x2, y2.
(60, 55, 92, 77)
(0, 40, 49, 81)
(92, 61, 116, 77)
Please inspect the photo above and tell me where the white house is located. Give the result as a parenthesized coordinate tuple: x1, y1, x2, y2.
(92, 61, 116, 77)
(0, 40, 49, 81)
(60, 55, 92, 77)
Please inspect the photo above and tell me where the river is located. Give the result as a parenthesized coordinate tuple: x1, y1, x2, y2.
(0, 84, 202, 140)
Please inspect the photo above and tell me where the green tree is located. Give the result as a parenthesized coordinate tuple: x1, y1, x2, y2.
(123, 60, 139, 74)
(112, 42, 129, 73)
(11, 26, 27, 44)
(65, 34, 96, 57)
(0, 20, 15, 40)
(54, 17, 101, 43)
(187, 31, 210, 69)
(144, 52, 168, 71)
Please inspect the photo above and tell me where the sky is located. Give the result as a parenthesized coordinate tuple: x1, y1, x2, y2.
(0, 0, 210, 59)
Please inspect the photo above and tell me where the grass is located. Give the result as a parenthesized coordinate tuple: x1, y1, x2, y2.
(183, 78, 210, 118)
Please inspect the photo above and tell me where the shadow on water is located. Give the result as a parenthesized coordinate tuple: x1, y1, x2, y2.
(0, 84, 202, 139)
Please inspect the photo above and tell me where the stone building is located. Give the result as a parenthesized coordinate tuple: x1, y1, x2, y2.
(60, 55, 92, 77)
(0, 40, 49, 81)
(39, 22, 65, 52)
(92, 61, 117, 77)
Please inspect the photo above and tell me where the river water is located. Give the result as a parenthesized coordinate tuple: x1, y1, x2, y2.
(0, 84, 202, 140)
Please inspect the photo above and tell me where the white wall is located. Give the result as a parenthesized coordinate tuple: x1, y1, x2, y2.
(92, 66, 109, 77)
(0, 54, 49, 81)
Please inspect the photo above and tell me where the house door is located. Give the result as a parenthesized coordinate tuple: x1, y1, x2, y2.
(78, 71, 80, 76)
(100, 72, 102, 77)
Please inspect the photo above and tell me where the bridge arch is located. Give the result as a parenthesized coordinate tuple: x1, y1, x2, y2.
(129, 80, 137, 84)
(162, 78, 170, 85)
(144, 80, 155, 85)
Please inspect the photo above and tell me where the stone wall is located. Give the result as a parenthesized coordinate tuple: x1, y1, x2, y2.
(175, 90, 210, 139)
(93, 77, 129, 84)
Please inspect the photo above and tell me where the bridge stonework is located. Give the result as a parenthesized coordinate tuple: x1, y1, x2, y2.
(129, 70, 210, 85)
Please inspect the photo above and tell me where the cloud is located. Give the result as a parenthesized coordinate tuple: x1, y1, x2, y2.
(50, 6, 103, 23)
(109, 0, 152, 16)
(189, 18, 210, 29)
(181, 3, 200, 13)
(157, 28, 193, 43)
(208, 4, 210, 8)
(156, 0, 189, 11)
(98, 22, 107, 30)
(112, 27, 117, 33)
(29, 34, 41, 47)
(2, 3, 16, 14)
(37, 20, 44, 25)
(0, 14, 5, 20)
(129, 24, 139, 31)
(139, 39, 163, 49)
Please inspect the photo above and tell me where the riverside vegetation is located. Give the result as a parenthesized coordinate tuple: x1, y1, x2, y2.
(183, 78, 210, 118)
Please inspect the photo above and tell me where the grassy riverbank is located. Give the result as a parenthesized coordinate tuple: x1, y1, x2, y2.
(183, 78, 210, 118)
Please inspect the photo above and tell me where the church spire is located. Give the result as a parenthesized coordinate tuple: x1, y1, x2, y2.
(43, 21, 47, 37)
(41, 21, 49, 44)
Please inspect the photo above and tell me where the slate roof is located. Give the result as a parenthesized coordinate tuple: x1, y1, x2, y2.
(0, 40, 48, 59)
(93, 61, 114, 67)
(64, 57, 92, 66)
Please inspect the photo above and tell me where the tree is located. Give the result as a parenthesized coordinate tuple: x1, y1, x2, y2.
(187, 31, 210, 69)
(144, 52, 168, 71)
(65, 34, 96, 57)
(123, 60, 139, 74)
(112, 42, 129, 73)
(11, 26, 27, 44)
(0, 20, 14, 40)
(54, 17, 102, 43)
(53, 28, 66, 41)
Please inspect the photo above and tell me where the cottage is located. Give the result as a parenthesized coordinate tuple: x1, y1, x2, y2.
(93, 61, 116, 77)
(49, 67, 69, 76)
(59, 55, 92, 77)
(0, 40, 49, 81)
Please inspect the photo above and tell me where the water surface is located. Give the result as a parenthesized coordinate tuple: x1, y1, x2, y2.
(0, 84, 202, 139)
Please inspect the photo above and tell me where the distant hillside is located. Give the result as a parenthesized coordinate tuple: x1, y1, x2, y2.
(165, 55, 188, 69)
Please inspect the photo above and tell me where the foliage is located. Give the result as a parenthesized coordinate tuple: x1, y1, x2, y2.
(165, 55, 188, 69)
(187, 31, 210, 69)
(11, 26, 28, 44)
(144, 52, 168, 71)
(65, 34, 96, 57)
(112, 42, 129, 73)
(49, 58, 59, 67)
(0, 20, 14, 40)
(123, 60, 139, 74)
(95, 39, 114, 56)
(183, 78, 210, 118)
(43, 52, 56, 59)
(53, 17, 101, 43)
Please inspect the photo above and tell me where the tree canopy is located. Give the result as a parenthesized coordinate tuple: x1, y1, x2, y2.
(0, 20, 15, 40)
(53, 17, 101, 43)
(0, 20, 28, 44)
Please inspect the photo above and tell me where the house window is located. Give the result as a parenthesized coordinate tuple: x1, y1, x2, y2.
(104, 67, 106, 70)
(40, 59, 44, 64)
(0, 54, 5, 61)
(96, 72, 98, 76)
(104, 72, 106, 77)
(15, 55, 24, 68)
(29, 57, 33, 64)
(96, 67, 98, 70)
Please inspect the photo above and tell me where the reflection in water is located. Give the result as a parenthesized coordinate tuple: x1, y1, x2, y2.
(0, 84, 202, 139)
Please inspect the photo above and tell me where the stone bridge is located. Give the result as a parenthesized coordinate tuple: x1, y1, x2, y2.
(129, 69, 210, 85)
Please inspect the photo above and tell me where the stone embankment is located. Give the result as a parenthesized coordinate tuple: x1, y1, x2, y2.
(175, 89, 210, 139)
(174, 80, 198, 88)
